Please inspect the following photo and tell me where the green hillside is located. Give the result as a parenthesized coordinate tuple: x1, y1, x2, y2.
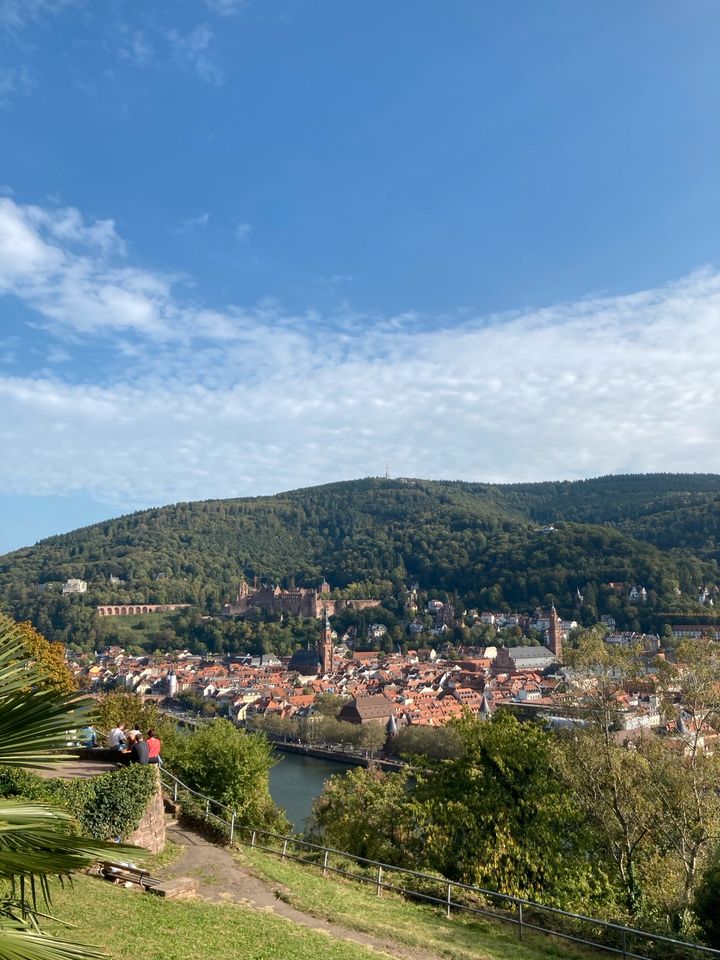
(1, 474, 719, 651)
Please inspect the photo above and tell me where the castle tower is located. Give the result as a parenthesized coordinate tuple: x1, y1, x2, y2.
(548, 605, 563, 660)
(318, 608, 334, 675)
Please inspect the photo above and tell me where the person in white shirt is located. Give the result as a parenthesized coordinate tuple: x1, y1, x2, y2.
(107, 724, 127, 749)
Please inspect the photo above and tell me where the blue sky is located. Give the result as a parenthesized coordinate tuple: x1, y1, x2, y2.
(1, 0, 720, 553)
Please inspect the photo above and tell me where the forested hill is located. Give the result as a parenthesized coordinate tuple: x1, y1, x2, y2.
(2, 474, 720, 649)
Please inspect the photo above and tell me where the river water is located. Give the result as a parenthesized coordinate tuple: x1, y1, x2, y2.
(268, 750, 349, 831)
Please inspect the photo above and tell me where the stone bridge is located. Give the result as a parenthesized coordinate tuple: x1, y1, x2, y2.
(96, 603, 191, 617)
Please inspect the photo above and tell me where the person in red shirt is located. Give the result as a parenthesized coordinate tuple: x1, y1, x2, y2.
(146, 729, 162, 765)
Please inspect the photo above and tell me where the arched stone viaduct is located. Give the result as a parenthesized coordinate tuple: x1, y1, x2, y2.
(96, 603, 191, 617)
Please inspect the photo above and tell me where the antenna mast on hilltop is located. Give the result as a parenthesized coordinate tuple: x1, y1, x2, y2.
(385, 464, 390, 479)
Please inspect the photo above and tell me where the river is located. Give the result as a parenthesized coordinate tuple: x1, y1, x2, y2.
(268, 750, 349, 831)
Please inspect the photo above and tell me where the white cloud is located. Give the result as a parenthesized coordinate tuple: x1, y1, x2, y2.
(117, 29, 155, 67)
(166, 24, 221, 85)
(0, 0, 75, 31)
(1, 196, 720, 507)
(0, 65, 34, 109)
(203, 0, 246, 15)
(0, 197, 176, 336)
(234, 222, 251, 242)
(176, 212, 210, 235)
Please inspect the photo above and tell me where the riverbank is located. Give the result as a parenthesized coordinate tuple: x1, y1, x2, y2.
(271, 739, 405, 772)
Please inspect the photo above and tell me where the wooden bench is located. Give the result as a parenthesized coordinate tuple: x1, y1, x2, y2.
(99, 861, 159, 889)
(98, 862, 198, 899)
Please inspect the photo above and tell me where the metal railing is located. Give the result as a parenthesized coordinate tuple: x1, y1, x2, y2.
(159, 768, 720, 960)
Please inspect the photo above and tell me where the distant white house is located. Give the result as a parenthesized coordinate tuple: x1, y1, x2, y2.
(62, 578, 87, 595)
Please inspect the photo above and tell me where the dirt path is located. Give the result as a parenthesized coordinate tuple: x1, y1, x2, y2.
(166, 824, 443, 960)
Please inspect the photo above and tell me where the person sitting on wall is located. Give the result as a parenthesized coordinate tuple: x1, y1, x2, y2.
(107, 723, 127, 750)
(129, 733, 149, 765)
(81, 724, 98, 748)
(146, 729, 162, 765)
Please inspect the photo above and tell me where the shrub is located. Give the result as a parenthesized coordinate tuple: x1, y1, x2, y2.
(165, 719, 287, 832)
(695, 849, 720, 948)
(0, 764, 158, 840)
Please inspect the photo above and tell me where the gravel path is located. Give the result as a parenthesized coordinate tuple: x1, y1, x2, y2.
(166, 824, 445, 960)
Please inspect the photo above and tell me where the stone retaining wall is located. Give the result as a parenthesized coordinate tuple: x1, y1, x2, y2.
(127, 767, 166, 854)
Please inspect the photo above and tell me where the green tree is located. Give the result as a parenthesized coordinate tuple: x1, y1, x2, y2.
(165, 720, 286, 831)
(391, 724, 462, 760)
(695, 848, 720, 948)
(308, 765, 414, 864)
(358, 722, 387, 755)
(413, 712, 603, 906)
(313, 693, 346, 717)
(14, 620, 76, 695)
(559, 630, 720, 929)
(94, 690, 162, 738)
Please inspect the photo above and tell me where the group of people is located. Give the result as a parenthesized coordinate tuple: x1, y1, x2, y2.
(106, 723, 162, 765)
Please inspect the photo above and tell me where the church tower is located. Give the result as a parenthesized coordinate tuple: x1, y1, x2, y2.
(547, 604, 563, 660)
(318, 608, 334, 675)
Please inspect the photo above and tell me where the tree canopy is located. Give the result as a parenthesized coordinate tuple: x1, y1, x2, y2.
(2, 474, 719, 653)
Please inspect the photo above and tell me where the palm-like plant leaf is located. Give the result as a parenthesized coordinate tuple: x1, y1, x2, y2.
(0, 614, 145, 959)
(0, 618, 92, 767)
(0, 802, 138, 878)
(0, 926, 105, 960)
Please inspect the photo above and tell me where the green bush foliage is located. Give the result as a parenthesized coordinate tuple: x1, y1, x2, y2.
(0, 764, 158, 840)
(695, 849, 720, 948)
(164, 719, 287, 832)
(94, 690, 162, 736)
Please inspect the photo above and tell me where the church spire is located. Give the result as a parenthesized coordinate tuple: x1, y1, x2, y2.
(318, 606, 334, 675)
(548, 604, 563, 660)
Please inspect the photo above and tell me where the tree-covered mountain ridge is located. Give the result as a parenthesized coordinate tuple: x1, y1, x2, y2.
(2, 473, 720, 646)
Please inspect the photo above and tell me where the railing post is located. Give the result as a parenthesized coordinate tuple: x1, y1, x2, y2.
(517, 902, 523, 941)
(251, 830, 256, 847)
(229, 812, 236, 845)
(446, 882, 452, 919)
(205, 799, 210, 819)
(621, 929, 627, 959)
(322, 850, 329, 877)
(281, 839, 288, 860)
(173, 781, 178, 802)
(376, 865, 383, 897)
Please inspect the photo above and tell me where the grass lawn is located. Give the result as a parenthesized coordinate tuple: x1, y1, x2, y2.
(47, 874, 381, 960)
(97, 611, 179, 645)
(235, 845, 600, 960)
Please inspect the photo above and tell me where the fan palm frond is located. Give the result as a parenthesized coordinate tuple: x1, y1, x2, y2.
(0, 802, 138, 879)
(0, 925, 105, 960)
(0, 614, 145, 959)
(0, 617, 93, 767)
